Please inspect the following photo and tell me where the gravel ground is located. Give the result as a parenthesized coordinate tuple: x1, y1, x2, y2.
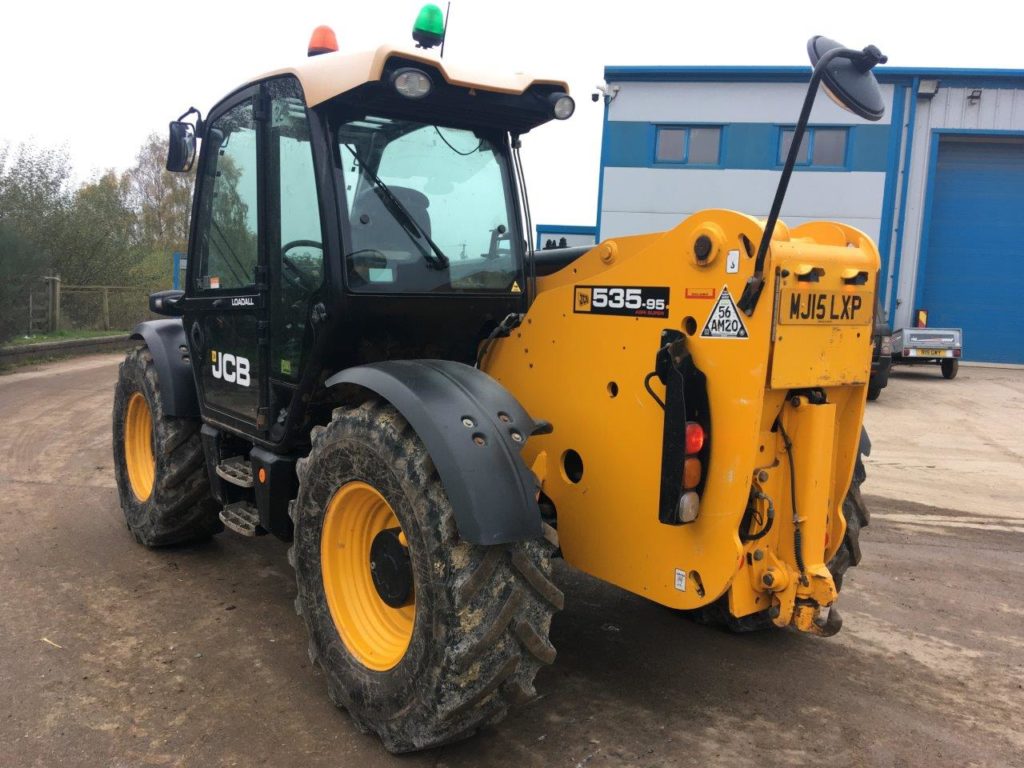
(1, 354, 1021, 767)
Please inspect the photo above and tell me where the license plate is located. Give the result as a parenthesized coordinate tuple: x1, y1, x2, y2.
(912, 348, 949, 358)
(779, 289, 870, 325)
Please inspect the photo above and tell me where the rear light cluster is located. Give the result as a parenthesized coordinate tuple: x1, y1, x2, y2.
(678, 421, 705, 523)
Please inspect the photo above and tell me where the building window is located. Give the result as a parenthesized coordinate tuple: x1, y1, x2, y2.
(779, 127, 848, 167)
(655, 126, 721, 165)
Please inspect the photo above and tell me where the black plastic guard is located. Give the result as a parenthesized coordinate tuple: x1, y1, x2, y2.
(325, 360, 544, 545)
(131, 319, 199, 418)
(655, 331, 711, 525)
(251, 447, 297, 540)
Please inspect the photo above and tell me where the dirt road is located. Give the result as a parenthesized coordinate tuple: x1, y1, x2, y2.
(1, 354, 1021, 767)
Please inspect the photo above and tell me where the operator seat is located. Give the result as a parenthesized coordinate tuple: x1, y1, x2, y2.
(349, 186, 432, 259)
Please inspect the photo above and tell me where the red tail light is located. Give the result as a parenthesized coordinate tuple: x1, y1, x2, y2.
(685, 422, 705, 455)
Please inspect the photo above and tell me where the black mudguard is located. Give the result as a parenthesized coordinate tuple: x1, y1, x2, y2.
(325, 360, 544, 546)
(131, 319, 199, 419)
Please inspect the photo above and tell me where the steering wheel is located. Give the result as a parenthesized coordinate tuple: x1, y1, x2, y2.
(281, 239, 323, 292)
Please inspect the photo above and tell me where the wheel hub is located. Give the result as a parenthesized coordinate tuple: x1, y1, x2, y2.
(124, 391, 155, 501)
(369, 527, 414, 608)
(320, 481, 416, 671)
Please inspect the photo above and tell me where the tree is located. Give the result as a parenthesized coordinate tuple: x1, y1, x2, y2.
(0, 141, 73, 272)
(0, 142, 75, 341)
(0, 133, 198, 342)
(122, 133, 195, 287)
(56, 171, 136, 286)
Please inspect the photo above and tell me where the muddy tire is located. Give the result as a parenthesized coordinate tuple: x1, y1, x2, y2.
(291, 400, 562, 753)
(689, 449, 869, 632)
(112, 346, 221, 546)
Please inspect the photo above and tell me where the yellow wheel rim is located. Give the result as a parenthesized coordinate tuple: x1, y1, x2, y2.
(124, 392, 155, 502)
(321, 481, 415, 671)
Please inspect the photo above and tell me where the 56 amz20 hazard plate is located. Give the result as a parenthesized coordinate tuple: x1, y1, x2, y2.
(574, 286, 669, 318)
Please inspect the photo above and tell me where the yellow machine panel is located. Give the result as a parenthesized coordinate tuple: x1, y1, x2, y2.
(769, 222, 878, 389)
(485, 210, 879, 623)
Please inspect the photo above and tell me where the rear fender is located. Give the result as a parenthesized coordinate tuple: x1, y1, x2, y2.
(131, 319, 199, 418)
(325, 360, 544, 545)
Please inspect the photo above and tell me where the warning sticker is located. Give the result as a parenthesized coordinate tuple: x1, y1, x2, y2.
(700, 285, 748, 339)
(685, 287, 716, 300)
(726, 249, 740, 274)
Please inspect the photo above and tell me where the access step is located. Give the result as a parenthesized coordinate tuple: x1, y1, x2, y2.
(216, 456, 254, 488)
(219, 501, 264, 537)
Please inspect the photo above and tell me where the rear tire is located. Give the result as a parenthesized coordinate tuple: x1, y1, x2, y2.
(112, 346, 221, 547)
(866, 382, 882, 401)
(291, 400, 563, 753)
(689, 450, 869, 632)
(941, 359, 959, 379)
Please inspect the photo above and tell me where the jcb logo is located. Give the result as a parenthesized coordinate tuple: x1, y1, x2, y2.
(210, 350, 251, 387)
(574, 287, 592, 312)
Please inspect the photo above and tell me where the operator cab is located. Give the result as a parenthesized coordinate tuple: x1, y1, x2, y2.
(162, 34, 572, 449)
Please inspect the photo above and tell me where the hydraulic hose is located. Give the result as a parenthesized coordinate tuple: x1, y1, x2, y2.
(776, 418, 808, 585)
(740, 489, 775, 542)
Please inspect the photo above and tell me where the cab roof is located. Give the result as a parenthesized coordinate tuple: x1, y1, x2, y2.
(248, 44, 569, 108)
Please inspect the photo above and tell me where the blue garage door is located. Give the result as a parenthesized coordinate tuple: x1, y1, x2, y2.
(920, 137, 1024, 363)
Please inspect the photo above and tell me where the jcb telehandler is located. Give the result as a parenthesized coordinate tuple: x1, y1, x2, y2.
(112, 9, 884, 752)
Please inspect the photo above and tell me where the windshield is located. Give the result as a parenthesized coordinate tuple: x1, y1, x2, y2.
(337, 117, 521, 294)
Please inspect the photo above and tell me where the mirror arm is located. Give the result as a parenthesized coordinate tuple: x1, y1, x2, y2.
(177, 106, 205, 136)
(737, 46, 862, 316)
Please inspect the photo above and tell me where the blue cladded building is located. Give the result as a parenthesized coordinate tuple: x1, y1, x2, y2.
(593, 65, 1024, 364)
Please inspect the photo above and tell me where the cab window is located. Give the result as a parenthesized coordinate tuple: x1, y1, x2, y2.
(194, 99, 259, 291)
(268, 78, 324, 381)
(337, 118, 520, 294)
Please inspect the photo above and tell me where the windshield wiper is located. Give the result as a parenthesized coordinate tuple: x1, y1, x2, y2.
(344, 143, 450, 270)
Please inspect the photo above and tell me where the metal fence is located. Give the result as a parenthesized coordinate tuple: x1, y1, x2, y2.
(0, 276, 154, 343)
(60, 284, 153, 332)
(0, 275, 50, 342)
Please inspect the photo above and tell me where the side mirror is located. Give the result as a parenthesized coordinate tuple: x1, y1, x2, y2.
(166, 122, 196, 172)
(150, 289, 185, 317)
(808, 36, 887, 122)
(737, 36, 887, 316)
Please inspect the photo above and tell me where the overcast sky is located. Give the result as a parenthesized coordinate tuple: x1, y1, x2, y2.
(2, 0, 1020, 227)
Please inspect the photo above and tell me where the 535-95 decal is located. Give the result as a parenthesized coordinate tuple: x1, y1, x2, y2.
(574, 286, 670, 318)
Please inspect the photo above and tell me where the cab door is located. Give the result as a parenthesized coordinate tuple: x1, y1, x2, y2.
(265, 78, 326, 404)
(183, 87, 265, 431)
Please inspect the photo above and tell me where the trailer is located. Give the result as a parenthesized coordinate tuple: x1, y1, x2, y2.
(891, 327, 963, 379)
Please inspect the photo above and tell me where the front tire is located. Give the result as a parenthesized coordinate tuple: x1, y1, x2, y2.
(291, 400, 562, 753)
(112, 346, 220, 546)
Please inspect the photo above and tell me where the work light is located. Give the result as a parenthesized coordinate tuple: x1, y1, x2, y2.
(392, 68, 432, 99)
(549, 92, 575, 120)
